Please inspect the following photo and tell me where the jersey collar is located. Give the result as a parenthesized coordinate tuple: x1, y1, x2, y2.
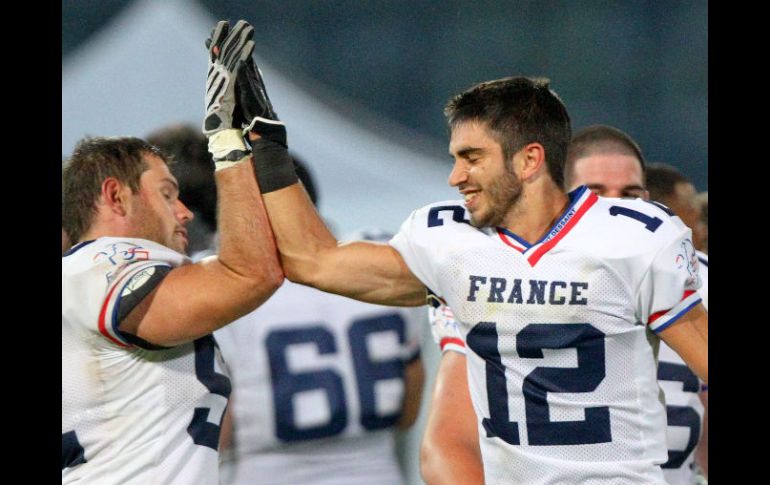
(496, 185, 598, 266)
(62, 240, 96, 257)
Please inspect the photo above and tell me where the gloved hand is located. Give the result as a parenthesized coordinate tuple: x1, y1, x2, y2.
(203, 20, 255, 166)
(236, 50, 287, 148)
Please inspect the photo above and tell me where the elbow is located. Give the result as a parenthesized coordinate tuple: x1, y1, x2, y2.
(260, 265, 285, 296)
(242, 263, 284, 302)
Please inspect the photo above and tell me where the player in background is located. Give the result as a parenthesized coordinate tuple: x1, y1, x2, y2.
(567, 129, 708, 484)
(645, 163, 707, 254)
(643, 163, 709, 483)
(62, 22, 283, 484)
(147, 124, 426, 485)
(221, 21, 707, 483)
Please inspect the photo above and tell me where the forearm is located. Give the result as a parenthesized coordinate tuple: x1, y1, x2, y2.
(421, 353, 483, 485)
(261, 185, 426, 306)
(216, 159, 284, 290)
(261, 182, 338, 283)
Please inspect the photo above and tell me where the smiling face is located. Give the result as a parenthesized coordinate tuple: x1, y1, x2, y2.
(127, 154, 193, 253)
(448, 121, 522, 227)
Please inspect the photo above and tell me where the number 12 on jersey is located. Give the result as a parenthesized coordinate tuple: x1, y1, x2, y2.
(467, 321, 611, 446)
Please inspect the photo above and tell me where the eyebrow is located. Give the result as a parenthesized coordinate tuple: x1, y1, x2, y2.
(160, 178, 179, 191)
(451, 147, 485, 158)
(621, 184, 645, 191)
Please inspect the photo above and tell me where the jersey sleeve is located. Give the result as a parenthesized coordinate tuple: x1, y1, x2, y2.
(695, 250, 708, 311)
(637, 228, 703, 334)
(389, 206, 442, 296)
(427, 293, 466, 355)
(86, 239, 188, 347)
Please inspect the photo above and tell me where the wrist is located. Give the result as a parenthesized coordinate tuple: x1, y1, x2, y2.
(208, 129, 250, 161)
(250, 139, 297, 193)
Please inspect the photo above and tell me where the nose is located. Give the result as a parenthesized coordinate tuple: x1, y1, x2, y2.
(448, 160, 468, 187)
(176, 200, 194, 224)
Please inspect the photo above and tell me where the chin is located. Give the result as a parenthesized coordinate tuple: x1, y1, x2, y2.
(169, 239, 187, 254)
(469, 211, 491, 228)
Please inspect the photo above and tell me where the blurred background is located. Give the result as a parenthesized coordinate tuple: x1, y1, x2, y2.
(62, 1, 707, 483)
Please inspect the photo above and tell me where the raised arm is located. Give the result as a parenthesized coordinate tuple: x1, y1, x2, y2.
(261, 183, 425, 306)
(231, 19, 426, 307)
(119, 21, 283, 347)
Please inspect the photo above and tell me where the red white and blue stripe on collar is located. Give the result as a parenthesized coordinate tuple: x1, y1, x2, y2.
(648, 290, 702, 334)
(496, 186, 598, 266)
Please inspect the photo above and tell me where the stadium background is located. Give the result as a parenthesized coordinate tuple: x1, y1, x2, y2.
(62, 1, 707, 483)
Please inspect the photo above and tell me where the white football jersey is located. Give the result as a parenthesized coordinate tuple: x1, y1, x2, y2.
(215, 280, 424, 485)
(658, 251, 708, 485)
(391, 186, 702, 485)
(62, 237, 230, 485)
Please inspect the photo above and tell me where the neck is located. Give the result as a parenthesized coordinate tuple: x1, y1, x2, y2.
(500, 181, 569, 243)
(79, 218, 133, 244)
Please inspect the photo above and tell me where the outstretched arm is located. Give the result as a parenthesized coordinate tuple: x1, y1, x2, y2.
(231, 20, 426, 307)
(260, 182, 426, 306)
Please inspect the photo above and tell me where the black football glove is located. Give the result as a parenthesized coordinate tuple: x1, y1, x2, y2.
(236, 50, 287, 148)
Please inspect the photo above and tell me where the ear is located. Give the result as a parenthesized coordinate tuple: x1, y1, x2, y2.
(519, 142, 546, 181)
(101, 177, 131, 217)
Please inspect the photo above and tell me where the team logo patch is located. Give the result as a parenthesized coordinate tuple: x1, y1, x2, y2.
(675, 239, 699, 287)
(93, 242, 150, 283)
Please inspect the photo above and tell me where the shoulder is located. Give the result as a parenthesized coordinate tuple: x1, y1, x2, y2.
(582, 196, 691, 251)
(413, 199, 472, 227)
(63, 237, 190, 291)
(68, 237, 188, 267)
(395, 199, 483, 240)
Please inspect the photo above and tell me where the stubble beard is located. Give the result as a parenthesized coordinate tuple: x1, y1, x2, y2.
(131, 200, 179, 252)
(470, 166, 522, 228)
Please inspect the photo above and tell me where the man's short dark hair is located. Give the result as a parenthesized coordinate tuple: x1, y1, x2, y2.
(645, 163, 689, 203)
(444, 76, 572, 187)
(565, 125, 646, 189)
(62, 136, 168, 243)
